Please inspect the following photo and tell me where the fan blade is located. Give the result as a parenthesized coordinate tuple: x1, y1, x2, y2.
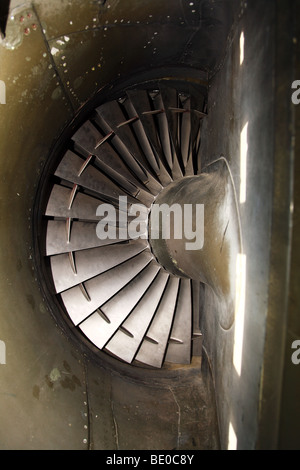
(45, 220, 131, 256)
(165, 279, 192, 364)
(95, 101, 163, 195)
(125, 89, 172, 186)
(50, 239, 147, 293)
(60, 250, 153, 326)
(192, 280, 203, 356)
(105, 269, 169, 363)
(55, 150, 136, 205)
(72, 121, 155, 206)
(79, 261, 160, 350)
(135, 276, 180, 367)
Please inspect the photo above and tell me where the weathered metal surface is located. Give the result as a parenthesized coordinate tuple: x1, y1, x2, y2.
(0, 0, 291, 453)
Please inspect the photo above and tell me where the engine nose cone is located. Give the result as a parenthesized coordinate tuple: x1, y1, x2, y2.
(149, 159, 242, 330)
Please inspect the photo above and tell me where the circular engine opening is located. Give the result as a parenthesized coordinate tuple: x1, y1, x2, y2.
(34, 72, 208, 371)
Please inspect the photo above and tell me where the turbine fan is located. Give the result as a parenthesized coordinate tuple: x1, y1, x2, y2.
(43, 82, 207, 368)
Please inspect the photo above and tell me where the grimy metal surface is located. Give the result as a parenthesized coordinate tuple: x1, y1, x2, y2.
(0, 0, 224, 450)
(0, 0, 298, 451)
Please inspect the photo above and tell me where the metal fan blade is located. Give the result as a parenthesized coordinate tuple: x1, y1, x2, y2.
(79, 261, 160, 350)
(159, 85, 181, 162)
(45, 184, 104, 221)
(123, 91, 161, 174)
(192, 280, 203, 356)
(60, 250, 153, 326)
(135, 276, 180, 368)
(50, 239, 147, 293)
(105, 269, 169, 363)
(179, 95, 192, 172)
(152, 91, 173, 171)
(95, 101, 163, 195)
(55, 150, 137, 205)
(72, 121, 155, 206)
(152, 90, 183, 180)
(165, 279, 192, 364)
(45, 220, 130, 256)
(125, 89, 172, 186)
